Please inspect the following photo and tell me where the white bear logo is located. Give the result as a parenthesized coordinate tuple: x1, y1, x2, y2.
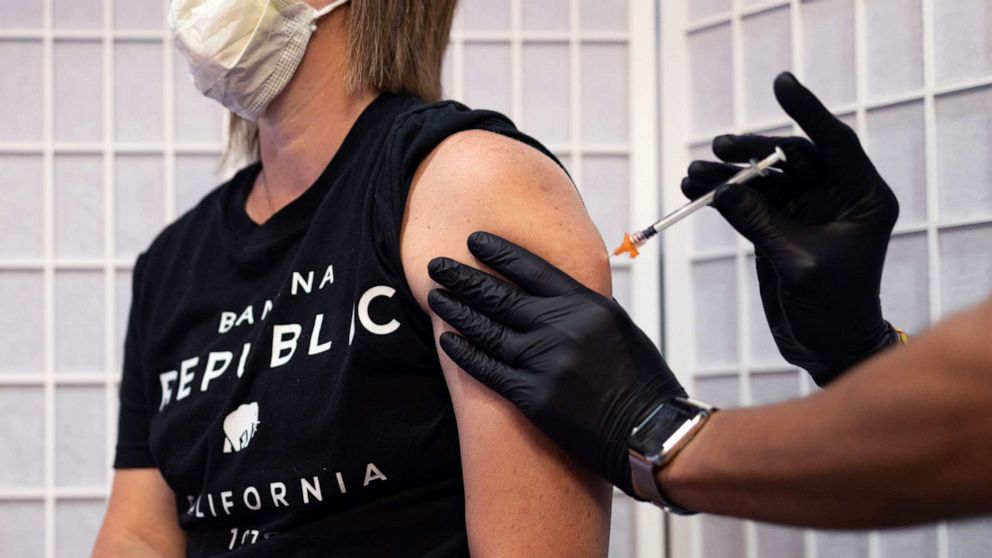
(223, 402, 260, 453)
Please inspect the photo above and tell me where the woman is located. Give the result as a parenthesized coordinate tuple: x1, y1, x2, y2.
(94, 1, 613, 556)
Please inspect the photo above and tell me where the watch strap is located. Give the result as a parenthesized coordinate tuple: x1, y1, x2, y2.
(627, 397, 715, 514)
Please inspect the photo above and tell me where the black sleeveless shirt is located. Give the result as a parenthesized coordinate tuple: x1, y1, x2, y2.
(113, 93, 560, 557)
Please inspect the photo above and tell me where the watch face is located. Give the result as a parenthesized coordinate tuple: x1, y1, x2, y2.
(629, 404, 694, 456)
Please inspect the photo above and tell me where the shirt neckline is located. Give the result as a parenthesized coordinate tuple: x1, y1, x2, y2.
(221, 92, 396, 249)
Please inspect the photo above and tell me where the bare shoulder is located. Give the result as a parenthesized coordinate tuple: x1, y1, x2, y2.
(400, 129, 610, 308)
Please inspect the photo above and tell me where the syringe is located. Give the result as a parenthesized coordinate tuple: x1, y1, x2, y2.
(611, 146, 787, 259)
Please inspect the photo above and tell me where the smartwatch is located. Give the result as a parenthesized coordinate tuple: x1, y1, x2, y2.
(628, 397, 716, 514)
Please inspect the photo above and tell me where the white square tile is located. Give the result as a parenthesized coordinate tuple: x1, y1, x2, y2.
(0, 386, 45, 487)
(56, 387, 107, 487)
(934, 0, 992, 85)
(936, 87, 992, 222)
(55, 271, 105, 373)
(692, 206, 738, 255)
(114, 0, 164, 30)
(580, 0, 627, 32)
(522, 0, 569, 32)
(865, 0, 924, 98)
(54, 155, 104, 259)
(750, 371, 801, 405)
(695, 374, 740, 408)
(56, 500, 106, 558)
(939, 224, 992, 316)
(0, 501, 44, 558)
(0, 0, 42, 28)
(0, 272, 44, 374)
(54, 40, 104, 143)
(688, 24, 734, 134)
(459, 0, 510, 32)
(114, 41, 163, 143)
(522, 43, 571, 145)
(462, 43, 512, 115)
(581, 44, 629, 145)
(948, 516, 992, 558)
(0, 40, 44, 141)
(689, 0, 731, 21)
(53, 0, 102, 29)
(693, 258, 739, 367)
(701, 515, 746, 558)
(816, 531, 870, 558)
(756, 523, 804, 558)
(742, 7, 792, 125)
(0, 154, 44, 258)
(880, 526, 938, 558)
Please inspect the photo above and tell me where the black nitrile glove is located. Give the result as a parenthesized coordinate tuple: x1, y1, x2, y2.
(681, 72, 900, 386)
(427, 232, 686, 497)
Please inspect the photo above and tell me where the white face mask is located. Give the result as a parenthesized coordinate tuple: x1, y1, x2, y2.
(169, 0, 350, 121)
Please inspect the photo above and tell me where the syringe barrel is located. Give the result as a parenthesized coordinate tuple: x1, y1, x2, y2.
(650, 190, 716, 234)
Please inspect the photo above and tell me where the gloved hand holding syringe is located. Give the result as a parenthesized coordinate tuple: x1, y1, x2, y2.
(611, 146, 787, 259)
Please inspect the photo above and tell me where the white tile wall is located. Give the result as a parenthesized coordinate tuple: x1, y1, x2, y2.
(0, 2, 225, 557)
(665, 0, 992, 557)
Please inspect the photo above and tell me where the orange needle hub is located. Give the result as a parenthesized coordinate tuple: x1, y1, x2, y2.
(611, 232, 640, 260)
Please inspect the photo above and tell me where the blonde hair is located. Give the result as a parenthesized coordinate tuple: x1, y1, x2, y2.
(224, 0, 458, 166)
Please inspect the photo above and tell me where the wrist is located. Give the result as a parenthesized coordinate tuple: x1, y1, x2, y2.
(654, 409, 725, 513)
(611, 387, 685, 496)
(627, 397, 717, 513)
(812, 319, 901, 386)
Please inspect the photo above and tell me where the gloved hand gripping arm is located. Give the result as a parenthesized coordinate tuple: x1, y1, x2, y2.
(428, 232, 687, 497)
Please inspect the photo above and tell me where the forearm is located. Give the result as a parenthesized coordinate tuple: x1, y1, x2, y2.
(93, 469, 186, 558)
(659, 298, 992, 529)
(92, 529, 185, 558)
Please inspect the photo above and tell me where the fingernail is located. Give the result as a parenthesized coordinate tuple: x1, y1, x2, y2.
(427, 257, 453, 278)
(687, 160, 708, 176)
(427, 288, 451, 311)
(438, 331, 464, 352)
(468, 231, 490, 247)
(712, 134, 735, 149)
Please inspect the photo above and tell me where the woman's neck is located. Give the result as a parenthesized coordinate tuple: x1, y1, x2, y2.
(247, 7, 377, 224)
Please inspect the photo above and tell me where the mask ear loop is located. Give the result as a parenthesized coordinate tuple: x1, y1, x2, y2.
(311, 0, 350, 30)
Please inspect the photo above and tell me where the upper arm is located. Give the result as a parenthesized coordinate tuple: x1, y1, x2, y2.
(400, 130, 612, 557)
(93, 469, 185, 558)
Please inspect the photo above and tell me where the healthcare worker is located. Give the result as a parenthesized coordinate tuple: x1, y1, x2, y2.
(428, 73, 992, 527)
